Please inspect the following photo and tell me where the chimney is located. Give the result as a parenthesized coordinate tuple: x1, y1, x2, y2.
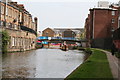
(18, 4, 24, 8)
(34, 17, 38, 32)
(14, 2, 17, 4)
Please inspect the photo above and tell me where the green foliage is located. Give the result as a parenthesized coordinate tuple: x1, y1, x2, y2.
(1, 30, 10, 53)
(80, 31, 85, 39)
(66, 49, 113, 79)
(115, 52, 120, 58)
(72, 46, 85, 51)
(72, 46, 78, 49)
(85, 48, 92, 54)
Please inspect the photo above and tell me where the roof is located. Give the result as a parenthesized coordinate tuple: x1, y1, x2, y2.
(54, 28, 84, 30)
(18, 4, 24, 8)
(42, 28, 54, 32)
(90, 7, 118, 11)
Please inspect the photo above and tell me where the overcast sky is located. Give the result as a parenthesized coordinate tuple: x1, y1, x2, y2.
(12, 0, 119, 31)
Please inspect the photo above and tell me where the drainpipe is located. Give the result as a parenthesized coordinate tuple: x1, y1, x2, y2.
(3, 0, 7, 28)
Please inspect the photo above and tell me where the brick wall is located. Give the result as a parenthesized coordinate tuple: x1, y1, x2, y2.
(85, 8, 119, 49)
(42, 28, 55, 37)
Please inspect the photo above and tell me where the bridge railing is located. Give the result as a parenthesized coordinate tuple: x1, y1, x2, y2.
(37, 36, 79, 41)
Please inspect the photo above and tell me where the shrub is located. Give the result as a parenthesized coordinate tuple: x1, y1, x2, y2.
(72, 46, 78, 49)
(85, 48, 92, 54)
(0, 30, 10, 53)
(115, 52, 120, 58)
(78, 47, 85, 50)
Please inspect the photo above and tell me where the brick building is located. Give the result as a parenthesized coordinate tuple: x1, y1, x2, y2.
(85, 7, 119, 49)
(62, 29, 76, 38)
(0, 1, 37, 51)
(41, 28, 84, 39)
(54, 28, 84, 39)
(42, 28, 55, 37)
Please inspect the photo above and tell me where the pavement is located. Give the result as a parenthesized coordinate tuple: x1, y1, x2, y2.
(100, 49, 120, 80)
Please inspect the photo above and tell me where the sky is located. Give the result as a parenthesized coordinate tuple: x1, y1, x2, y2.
(12, 0, 119, 31)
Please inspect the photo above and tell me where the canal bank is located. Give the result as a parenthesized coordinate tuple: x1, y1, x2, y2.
(2, 49, 87, 78)
(65, 49, 113, 79)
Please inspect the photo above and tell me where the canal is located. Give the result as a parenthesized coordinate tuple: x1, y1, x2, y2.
(2, 49, 86, 78)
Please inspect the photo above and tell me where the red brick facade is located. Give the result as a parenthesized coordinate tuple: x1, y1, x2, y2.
(85, 7, 119, 49)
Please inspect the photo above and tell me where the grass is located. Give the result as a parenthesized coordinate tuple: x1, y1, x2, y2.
(66, 49, 113, 79)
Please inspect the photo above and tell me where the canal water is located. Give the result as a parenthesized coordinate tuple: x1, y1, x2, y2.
(2, 49, 86, 78)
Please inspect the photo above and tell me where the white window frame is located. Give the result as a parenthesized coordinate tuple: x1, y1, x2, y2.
(112, 11, 115, 16)
(11, 37, 15, 46)
(112, 19, 115, 23)
(118, 16, 120, 28)
(1, 5, 4, 14)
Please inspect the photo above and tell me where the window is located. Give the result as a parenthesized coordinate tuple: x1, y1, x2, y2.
(14, 37, 16, 46)
(6, 23, 9, 28)
(119, 20, 120, 28)
(118, 17, 120, 28)
(0, 21, 4, 26)
(6, 7, 8, 16)
(1, 5, 4, 14)
(0, 21, 1, 26)
(11, 37, 15, 46)
(8, 8, 10, 16)
(14, 24, 18, 29)
(8, 23, 11, 28)
(112, 19, 115, 23)
(16, 11, 18, 20)
(112, 11, 115, 16)
(9, 8, 12, 17)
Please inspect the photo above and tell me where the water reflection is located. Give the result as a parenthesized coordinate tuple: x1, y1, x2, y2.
(2, 49, 85, 78)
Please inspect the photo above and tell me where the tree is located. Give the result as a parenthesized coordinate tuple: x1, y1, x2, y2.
(0, 30, 10, 53)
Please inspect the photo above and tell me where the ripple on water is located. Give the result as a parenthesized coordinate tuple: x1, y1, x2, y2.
(2, 49, 85, 78)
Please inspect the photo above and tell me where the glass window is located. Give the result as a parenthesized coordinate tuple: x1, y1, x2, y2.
(112, 11, 115, 16)
(9, 8, 12, 16)
(0, 21, 1, 26)
(14, 24, 18, 29)
(119, 20, 120, 28)
(0, 21, 4, 26)
(6, 7, 8, 16)
(8, 23, 11, 28)
(112, 19, 115, 23)
(119, 17, 120, 28)
(1, 5, 4, 14)
(11, 37, 15, 46)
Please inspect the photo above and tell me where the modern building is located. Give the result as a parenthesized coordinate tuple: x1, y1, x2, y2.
(0, 1, 37, 51)
(54, 28, 84, 39)
(98, 1, 109, 7)
(41, 28, 84, 39)
(62, 29, 76, 38)
(85, 2, 119, 49)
